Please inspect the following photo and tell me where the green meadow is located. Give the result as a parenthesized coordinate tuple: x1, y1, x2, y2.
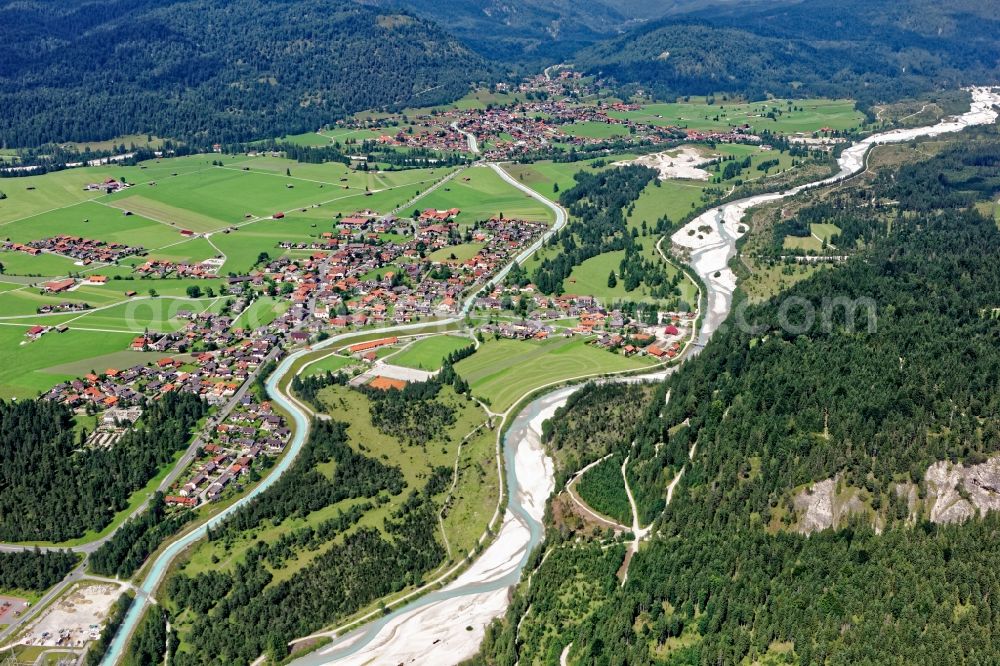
(104, 168, 340, 229)
(501, 156, 637, 202)
(416, 166, 554, 224)
(560, 121, 631, 140)
(428, 242, 484, 263)
(607, 98, 865, 134)
(390, 334, 472, 371)
(0, 325, 135, 398)
(455, 337, 654, 412)
(232, 296, 291, 330)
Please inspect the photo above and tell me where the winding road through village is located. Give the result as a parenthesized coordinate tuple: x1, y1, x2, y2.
(6, 89, 997, 665)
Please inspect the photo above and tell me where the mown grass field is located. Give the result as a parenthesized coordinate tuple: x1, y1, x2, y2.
(0, 251, 81, 277)
(232, 296, 290, 330)
(454, 337, 655, 412)
(560, 121, 630, 140)
(66, 296, 225, 333)
(607, 98, 865, 134)
(811, 223, 842, 243)
(0, 324, 135, 399)
(0, 156, 218, 226)
(1, 200, 182, 250)
(105, 168, 340, 230)
(301, 352, 356, 378)
(782, 235, 823, 252)
(390, 334, 472, 371)
(427, 242, 484, 263)
(564, 250, 659, 304)
(181, 384, 493, 583)
(415, 166, 554, 224)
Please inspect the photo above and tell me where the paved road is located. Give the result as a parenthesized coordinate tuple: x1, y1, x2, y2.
(0, 561, 86, 644)
(0, 153, 566, 662)
(450, 122, 480, 154)
(391, 167, 467, 217)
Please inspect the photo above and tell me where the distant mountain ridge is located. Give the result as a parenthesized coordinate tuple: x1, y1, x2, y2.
(575, 0, 1000, 105)
(0, 0, 489, 147)
(363, 0, 784, 62)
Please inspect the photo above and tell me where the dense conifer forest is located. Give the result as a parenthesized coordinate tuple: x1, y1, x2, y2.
(578, 0, 1000, 108)
(0, 394, 205, 541)
(469, 127, 1000, 666)
(0, 549, 77, 593)
(0, 0, 487, 147)
(89, 493, 194, 579)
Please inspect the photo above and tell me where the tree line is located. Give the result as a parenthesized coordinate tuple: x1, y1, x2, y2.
(467, 127, 1000, 666)
(0, 393, 205, 541)
(89, 492, 194, 579)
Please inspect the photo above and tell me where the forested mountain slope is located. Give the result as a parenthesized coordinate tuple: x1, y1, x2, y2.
(364, 0, 786, 63)
(361, 0, 625, 61)
(0, 0, 488, 147)
(472, 127, 1000, 665)
(577, 0, 1000, 107)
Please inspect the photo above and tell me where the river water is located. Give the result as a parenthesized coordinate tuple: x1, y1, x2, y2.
(297, 87, 1000, 666)
(102, 88, 999, 665)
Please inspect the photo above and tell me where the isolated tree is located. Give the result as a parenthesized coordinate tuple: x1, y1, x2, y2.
(608, 271, 618, 289)
(186, 285, 202, 298)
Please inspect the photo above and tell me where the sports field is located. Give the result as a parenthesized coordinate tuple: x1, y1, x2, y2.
(301, 352, 356, 378)
(454, 337, 654, 412)
(391, 334, 472, 371)
(607, 98, 865, 134)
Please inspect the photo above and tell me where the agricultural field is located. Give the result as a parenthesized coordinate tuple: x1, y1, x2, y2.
(454, 337, 655, 412)
(0, 325, 135, 398)
(502, 156, 635, 202)
(560, 121, 631, 140)
(65, 296, 225, 333)
(607, 98, 865, 134)
(415, 166, 555, 224)
(104, 168, 338, 231)
(1, 201, 182, 252)
(0, 251, 81, 277)
(390, 334, 472, 371)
